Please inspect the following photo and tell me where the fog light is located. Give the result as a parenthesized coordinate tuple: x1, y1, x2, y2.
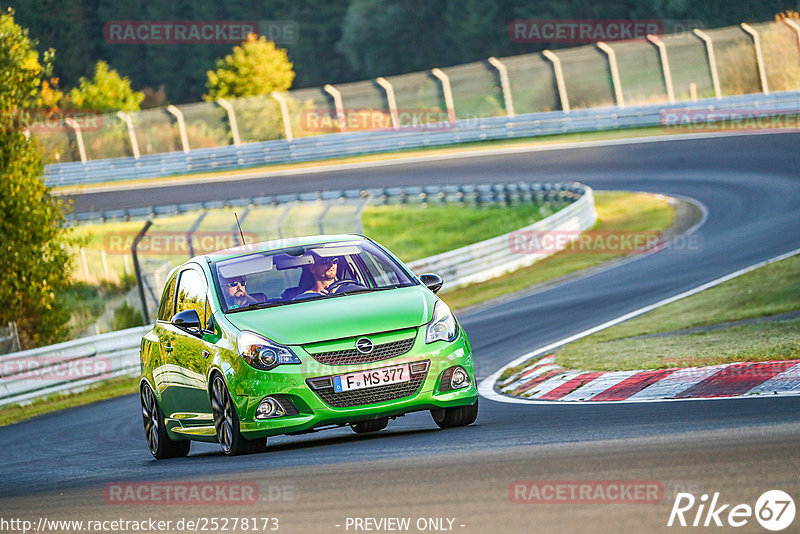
(439, 365, 470, 392)
(451, 367, 470, 389)
(256, 396, 286, 419)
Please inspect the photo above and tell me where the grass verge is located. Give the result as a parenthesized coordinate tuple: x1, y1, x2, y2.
(0, 376, 139, 427)
(441, 191, 675, 311)
(556, 254, 800, 371)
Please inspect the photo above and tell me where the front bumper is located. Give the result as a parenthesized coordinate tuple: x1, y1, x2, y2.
(231, 328, 477, 439)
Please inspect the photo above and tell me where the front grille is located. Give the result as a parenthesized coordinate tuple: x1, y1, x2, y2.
(307, 362, 428, 408)
(307, 337, 415, 366)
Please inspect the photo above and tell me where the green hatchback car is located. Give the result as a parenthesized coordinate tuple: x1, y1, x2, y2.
(139, 234, 478, 458)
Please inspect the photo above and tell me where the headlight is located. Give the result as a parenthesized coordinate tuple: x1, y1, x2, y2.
(425, 301, 458, 343)
(237, 331, 300, 371)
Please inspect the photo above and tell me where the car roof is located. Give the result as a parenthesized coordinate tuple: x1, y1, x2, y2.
(199, 234, 367, 263)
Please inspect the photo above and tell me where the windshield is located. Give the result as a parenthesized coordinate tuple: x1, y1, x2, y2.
(212, 239, 417, 312)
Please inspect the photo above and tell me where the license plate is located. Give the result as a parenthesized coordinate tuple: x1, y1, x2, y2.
(333, 364, 411, 393)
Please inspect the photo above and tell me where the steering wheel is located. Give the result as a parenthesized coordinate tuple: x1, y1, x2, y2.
(327, 279, 364, 293)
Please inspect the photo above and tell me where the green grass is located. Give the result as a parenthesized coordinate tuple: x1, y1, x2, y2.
(441, 192, 675, 311)
(0, 376, 139, 427)
(555, 254, 800, 371)
(362, 202, 565, 262)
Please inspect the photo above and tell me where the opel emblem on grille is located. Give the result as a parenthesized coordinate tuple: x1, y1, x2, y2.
(355, 338, 374, 354)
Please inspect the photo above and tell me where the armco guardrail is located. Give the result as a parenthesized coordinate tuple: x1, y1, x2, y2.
(0, 183, 593, 407)
(0, 326, 149, 407)
(407, 183, 595, 288)
(45, 91, 800, 189)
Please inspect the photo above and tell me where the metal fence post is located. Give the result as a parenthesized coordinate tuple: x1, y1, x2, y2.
(271, 91, 294, 141)
(131, 220, 153, 324)
(784, 18, 800, 48)
(64, 117, 87, 163)
(216, 98, 241, 146)
(431, 68, 456, 123)
(740, 23, 770, 95)
(542, 50, 570, 113)
(166, 105, 190, 153)
(376, 77, 400, 129)
(116, 111, 141, 159)
(693, 29, 722, 99)
(186, 211, 208, 257)
(323, 84, 347, 132)
(596, 41, 625, 108)
(647, 34, 675, 104)
(487, 57, 515, 118)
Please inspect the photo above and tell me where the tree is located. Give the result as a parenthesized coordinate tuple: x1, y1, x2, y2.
(204, 33, 295, 99)
(69, 60, 144, 112)
(0, 9, 74, 348)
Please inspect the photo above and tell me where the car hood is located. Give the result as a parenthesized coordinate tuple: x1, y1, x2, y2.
(224, 285, 438, 345)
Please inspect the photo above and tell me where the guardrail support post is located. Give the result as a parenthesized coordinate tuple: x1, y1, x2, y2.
(740, 23, 770, 95)
(64, 117, 87, 164)
(323, 84, 347, 133)
(784, 18, 800, 48)
(542, 50, 570, 113)
(646, 34, 675, 104)
(596, 41, 625, 108)
(132, 220, 153, 324)
(693, 29, 722, 99)
(166, 105, 190, 154)
(487, 57, 515, 118)
(216, 98, 241, 146)
(116, 111, 141, 159)
(431, 68, 456, 123)
(271, 91, 294, 141)
(186, 211, 207, 257)
(375, 77, 400, 129)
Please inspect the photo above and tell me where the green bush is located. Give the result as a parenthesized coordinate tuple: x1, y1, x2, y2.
(112, 301, 143, 331)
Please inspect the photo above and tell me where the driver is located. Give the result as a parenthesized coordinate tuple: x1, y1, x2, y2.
(298, 256, 339, 296)
(222, 275, 258, 309)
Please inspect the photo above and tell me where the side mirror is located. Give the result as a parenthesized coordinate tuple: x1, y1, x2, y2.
(171, 309, 201, 333)
(419, 273, 443, 294)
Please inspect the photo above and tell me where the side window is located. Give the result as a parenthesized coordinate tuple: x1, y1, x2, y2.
(157, 274, 177, 321)
(175, 269, 207, 329)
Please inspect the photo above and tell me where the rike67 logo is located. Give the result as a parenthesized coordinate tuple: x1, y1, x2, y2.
(668, 490, 795, 531)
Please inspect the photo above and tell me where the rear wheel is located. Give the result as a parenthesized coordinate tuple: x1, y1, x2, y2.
(140, 383, 190, 459)
(350, 417, 389, 434)
(431, 399, 479, 429)
(211, 375, 267, 455)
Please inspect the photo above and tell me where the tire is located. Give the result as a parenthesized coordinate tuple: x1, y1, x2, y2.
(350, 417, 389, 434)
(211, 375, 267, 455)
(431, 398, 479, 429)
(140, 383, 191, 460)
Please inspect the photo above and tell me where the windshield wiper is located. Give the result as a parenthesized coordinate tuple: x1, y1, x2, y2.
(227, 301, 294, 313)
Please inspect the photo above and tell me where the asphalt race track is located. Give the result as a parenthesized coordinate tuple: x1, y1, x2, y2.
(2, 132, 799, 532)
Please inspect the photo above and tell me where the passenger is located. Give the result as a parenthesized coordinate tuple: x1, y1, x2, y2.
(221, 276, 258, 309)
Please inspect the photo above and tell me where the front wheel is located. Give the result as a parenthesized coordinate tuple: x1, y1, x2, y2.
(140, 383, 190, 459)
(211, 375, 267, 455)
(431, 398, 479, 429)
